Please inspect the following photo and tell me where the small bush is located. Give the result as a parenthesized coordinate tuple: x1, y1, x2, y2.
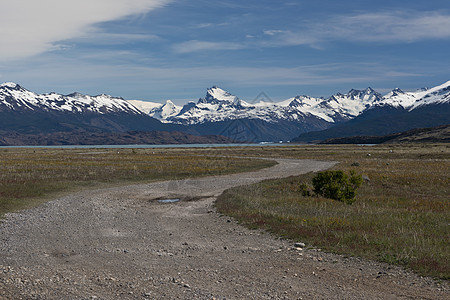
(312, 170, 363, 204)
(299, 183, 312, 197)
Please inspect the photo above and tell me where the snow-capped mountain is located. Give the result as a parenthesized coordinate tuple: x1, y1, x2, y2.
(133, 82, 449, 142)
(147, 86, 384, 125)
(127, 99, 163, 114)
(0, 82, 176, 135)
(162, 87, 254, 124)
(293, 80, 450, 142)
(1, 80, 448, 143)
(149, 100, 182, 122)
(0, 82, 142, 115)
(127, 99, 183, 123)
(375, 80, 450, 109)
(141, 82, 449, 128)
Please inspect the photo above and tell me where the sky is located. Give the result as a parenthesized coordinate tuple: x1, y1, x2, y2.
(1, 0, 450, 104)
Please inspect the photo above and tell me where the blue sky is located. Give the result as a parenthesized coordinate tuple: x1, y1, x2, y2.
(1, 0, 449, 104)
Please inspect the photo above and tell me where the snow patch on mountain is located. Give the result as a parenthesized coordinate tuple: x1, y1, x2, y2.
(154, 86, 385, 125)
(148, 100, 182, 122)
(207, 86, 240, 103)
(0, 83, 143, 115)
(0, 82, 20, 89)
(127, 99, 163, 114)
(2, 81, 448, 129)
(376, 80, 450, 110)
(145, 82, 448, 126)
(409, 80, 450, 109)
(284, 96, 334, 122)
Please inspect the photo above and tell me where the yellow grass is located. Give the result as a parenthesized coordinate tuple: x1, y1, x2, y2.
(216, 144, 450, 279)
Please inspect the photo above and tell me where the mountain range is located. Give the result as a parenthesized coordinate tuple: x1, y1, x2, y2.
(0, 82, 176, 134)
(131, 82, 450, 142)
(293, 81, 450, 142)
(131, 86, 382, 125)
(1, 81, 449, 145)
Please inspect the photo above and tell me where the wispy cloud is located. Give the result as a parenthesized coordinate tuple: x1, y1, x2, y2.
(331, 11, 450, 42)
(73, 32, 161, 45)
(259, 30, 321, 48)
(175, 10, 450, 54)
(261, 10, 450, 47)
(3, 55, 422, 95)
(263, 30, 286, 36)
(0, 0, 172, 61)
(173, 40, 244, 53)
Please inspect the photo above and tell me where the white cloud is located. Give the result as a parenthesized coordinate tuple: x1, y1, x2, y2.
(74, 31, 160, 45)
(194, 23, 214, 29)
(4, 56, 418, 92)
(333, 11, 450, 42)
(3, 49, 439, 102)
(167, 10, 450, 55)
(263, 30, 285, 36)
(261, 10, 450, 48)
(0, 0, 171, 61)
(173, 40, 244, 53)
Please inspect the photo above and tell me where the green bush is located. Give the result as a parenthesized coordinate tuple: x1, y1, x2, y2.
(312, 170, 363, 204)
(299, 183, 312, 197)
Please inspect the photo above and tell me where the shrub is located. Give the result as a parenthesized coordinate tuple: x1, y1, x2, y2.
(312, 170, 363, 204)
(299, 183, 312, 197)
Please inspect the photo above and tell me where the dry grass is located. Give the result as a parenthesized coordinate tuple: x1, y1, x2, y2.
(0, 147, 275, 217)
(216, 144, 450, 280)
(2, 144, 449, 279)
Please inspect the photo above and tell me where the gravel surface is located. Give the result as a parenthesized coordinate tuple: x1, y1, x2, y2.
(0, 158, 448, 299)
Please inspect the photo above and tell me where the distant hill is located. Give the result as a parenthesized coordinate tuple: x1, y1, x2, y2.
(293, 103, 450, 143)
(0, 130, 233, 146)
(385, 124, 450, 144)
(319, 124, 450, 144)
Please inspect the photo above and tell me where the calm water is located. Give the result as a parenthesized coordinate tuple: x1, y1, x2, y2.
(157, 198, 181, 203)
(0, 143, 294, 149)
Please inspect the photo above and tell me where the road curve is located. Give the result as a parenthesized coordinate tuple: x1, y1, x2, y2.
(0, 158, 447, 299)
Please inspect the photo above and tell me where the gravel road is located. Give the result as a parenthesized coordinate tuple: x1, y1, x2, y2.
(0, 158, 448, 299)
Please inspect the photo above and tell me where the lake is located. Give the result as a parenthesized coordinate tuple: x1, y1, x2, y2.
(0, 143, 294, 149)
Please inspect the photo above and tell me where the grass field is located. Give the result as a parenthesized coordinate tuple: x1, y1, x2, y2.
(1, 144, 448, 279)
(215, 144, 449, 280)
(0, 147, 276, 217)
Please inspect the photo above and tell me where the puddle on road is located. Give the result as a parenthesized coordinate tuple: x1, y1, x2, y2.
(151, 195, 214, 204)
(157, 198, 180, 203)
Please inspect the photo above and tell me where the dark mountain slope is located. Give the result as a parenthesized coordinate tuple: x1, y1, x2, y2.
(293, 103, 450, 143)
(319, 124, 450, 144)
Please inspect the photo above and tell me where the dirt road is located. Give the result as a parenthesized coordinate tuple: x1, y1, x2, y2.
(0, 158, 447, 299)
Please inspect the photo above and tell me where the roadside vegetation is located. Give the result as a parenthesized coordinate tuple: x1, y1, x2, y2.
(216, 144, 449, 280)
(0, 147, 275, 217)
(1, 144, 448, 280)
